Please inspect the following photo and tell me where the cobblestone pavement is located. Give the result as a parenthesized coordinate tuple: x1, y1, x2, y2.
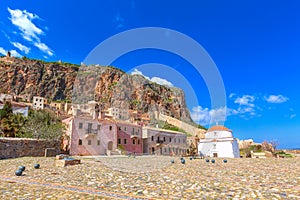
(0, 156, 299, 199)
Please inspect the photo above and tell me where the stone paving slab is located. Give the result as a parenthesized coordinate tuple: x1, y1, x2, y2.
(0, 156, 299, 199)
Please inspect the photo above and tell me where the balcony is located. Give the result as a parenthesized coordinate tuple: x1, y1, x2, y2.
(156, 140, 164, 144)
(85, 129, 98, 135)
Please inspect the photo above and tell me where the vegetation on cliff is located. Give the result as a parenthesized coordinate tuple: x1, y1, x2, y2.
(0, 102, 65, 140)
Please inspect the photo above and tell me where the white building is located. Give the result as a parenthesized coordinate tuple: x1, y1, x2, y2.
(0, 94, 13, 102)
(32, 96, 48, 110)
(198, 125, 240, 158)
(107, 107, 129, 121)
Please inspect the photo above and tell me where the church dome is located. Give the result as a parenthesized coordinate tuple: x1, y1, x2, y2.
(207, 125, 231, 132)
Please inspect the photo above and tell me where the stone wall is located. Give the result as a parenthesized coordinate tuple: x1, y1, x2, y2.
(0, 137, 60, 159)
(157, 112, 206, 138)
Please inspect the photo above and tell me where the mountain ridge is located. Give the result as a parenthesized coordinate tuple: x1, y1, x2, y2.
(0, 56, 193, 123)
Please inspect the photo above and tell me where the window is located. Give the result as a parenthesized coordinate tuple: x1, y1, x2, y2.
(164, 148, 166, 152)
(118, 138, 121, 144)
(97, 125, 101, 130)
(174, 138, 176, 143)
(169, 138, 172, 142)
(79, 123, 83, 129)
(132, 139, 135, 144)
(97, 140, 100, 145)
(157, 136, 160, 141)
(88, 140, 91, 145)
(124, 139, 127, 144)
(78, 139, 82, 145)
(151, 136, 154, 141)
(163, 137, 166, 142)
(87, 123, 92, 133)
(138, 139, 140, 144)
(124, 127, 127, 131)
(179, 138, 180, 143)
(118, 127, 121, 131)
(109, 126, 112, 131)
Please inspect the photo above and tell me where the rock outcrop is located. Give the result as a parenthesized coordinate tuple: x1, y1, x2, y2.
(0, 57, 193, 123)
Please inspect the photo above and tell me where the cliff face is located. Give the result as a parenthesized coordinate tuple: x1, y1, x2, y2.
(0, 57, 77, 100)
(0, 57, 192, 123)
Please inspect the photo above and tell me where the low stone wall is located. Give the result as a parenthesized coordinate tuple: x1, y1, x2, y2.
(0, 137, 60, 159)
(158, 113, 206, 138)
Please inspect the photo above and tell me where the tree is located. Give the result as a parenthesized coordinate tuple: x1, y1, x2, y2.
(0, 101, 13, 119)
(23, 109, 65, 140)
(0, 102, 15, 137)
(262, 140, 277, 153)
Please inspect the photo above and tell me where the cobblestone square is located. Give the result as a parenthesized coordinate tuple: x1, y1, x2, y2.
(0, 156, 299, 199)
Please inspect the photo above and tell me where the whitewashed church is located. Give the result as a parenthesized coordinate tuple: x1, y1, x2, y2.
(198, 125, 240, 158)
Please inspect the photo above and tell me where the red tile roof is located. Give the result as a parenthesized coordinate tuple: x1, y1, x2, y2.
(207, 125, 232, 132)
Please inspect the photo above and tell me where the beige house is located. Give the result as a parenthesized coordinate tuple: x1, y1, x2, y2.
(50, 102, 63, 110)
(142, 127, 188, 156)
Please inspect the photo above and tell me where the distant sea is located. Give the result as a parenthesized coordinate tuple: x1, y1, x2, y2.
(280, 148, 300, 150)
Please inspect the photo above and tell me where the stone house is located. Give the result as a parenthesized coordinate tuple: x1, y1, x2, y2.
(142, 127, 188, 156)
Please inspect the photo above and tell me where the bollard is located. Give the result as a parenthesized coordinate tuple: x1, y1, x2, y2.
(181, 159, 185, 164)
(211, 159, 215, 163)
(206, 159, 210, 163)
(34, 164, 40, 169)
(15, 169, 23, 176)
(223, 159, 227, 163)
(171, 159, 175, 164)
(19, 166, 26, 171)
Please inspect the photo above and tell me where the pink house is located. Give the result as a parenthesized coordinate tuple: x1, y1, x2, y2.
(116, 122, 143, 155)
(63, 116, 143, 156)
(64, 116, 117, 156)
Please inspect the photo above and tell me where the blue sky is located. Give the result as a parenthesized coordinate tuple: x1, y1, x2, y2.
(0, 1, 299, 148)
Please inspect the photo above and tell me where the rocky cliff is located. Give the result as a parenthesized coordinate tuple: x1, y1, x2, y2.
(0, 57, 192, 123)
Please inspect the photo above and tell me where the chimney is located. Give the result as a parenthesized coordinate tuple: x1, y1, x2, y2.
(7, 51, 11, 58)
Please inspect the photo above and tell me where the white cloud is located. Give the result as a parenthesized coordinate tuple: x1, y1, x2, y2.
(0, 47, 6, 55)
(131, 69, 173, 87)
(234, 95, 255, 107)
(10, 50, 22, 57)
(190, 106, 210, 125)
(0, 47, 22, 57)
(11, 42, 30, 54)
(34, 42, 53, 56)
(7, 7, 54, 56)
(229, 93, 236, 99)
(8, 7, 42, 42)
(150, 77, 173, 87)
(265, 95, 288, 104)
(190, 106, 227, 125)
(131, 69, 145, 76)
